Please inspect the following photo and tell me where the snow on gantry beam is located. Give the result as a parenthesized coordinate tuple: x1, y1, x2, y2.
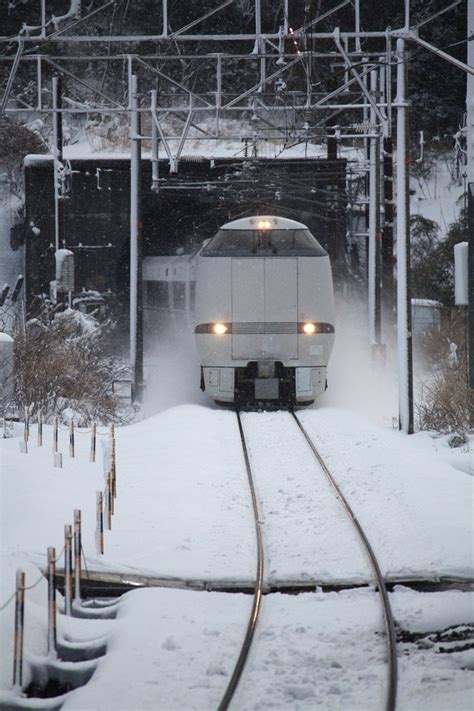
(0, 31, 394, 43)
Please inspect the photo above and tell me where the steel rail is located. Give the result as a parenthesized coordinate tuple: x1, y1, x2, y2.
(290, 411, 398, 711)
(218, 411, 264, 711)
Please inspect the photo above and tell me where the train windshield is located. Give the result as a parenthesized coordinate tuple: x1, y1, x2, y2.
(201, 229, 327, 257)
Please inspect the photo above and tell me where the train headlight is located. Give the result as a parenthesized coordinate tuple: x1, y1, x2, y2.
(212, 322, 228, 335)
(257, 219, 271, 230)
(302, 322, 316, 334)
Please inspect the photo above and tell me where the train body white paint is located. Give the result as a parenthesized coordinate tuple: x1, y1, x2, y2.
(143, 215, 335, 407)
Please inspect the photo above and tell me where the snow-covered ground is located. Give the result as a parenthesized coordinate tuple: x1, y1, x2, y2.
(1, 404, 473, 707)
(51, 587, 474, 711)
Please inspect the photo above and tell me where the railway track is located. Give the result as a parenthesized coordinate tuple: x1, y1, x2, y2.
(218, 409, 398, 711)
(217, 411, 265, 711)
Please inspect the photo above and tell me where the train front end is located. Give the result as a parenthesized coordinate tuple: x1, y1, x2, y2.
(194, 216, 335, 408)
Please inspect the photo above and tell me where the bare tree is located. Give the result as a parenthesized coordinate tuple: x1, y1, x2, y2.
(14, 303, 134, 424)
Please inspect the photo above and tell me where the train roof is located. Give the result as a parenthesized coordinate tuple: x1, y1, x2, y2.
(221, 216, 308, 230)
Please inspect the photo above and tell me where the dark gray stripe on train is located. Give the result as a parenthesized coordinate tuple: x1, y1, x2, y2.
(194, 322, 335, 334)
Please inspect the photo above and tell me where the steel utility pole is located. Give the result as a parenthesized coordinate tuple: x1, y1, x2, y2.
(130, 74, 143, 403)
(395, 37, 414, 434)
(368, 68, 382, 352)
(467, 0, 474, 427)
(52, 75, 63, 252)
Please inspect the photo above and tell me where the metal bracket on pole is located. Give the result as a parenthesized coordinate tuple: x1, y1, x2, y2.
(150, 89, 176, 173)
(394, 30, 474, 76)
(176, 96, 195, 162)
(333, 28, 386, 127)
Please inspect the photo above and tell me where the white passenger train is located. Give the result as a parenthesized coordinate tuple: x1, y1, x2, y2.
(143, 215, 335, 407)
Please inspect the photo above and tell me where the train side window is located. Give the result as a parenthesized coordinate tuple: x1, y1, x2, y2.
(146, 281, 169, 308)
(173, 282, 186, 311)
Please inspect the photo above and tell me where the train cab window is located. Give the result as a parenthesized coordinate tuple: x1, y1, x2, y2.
(146, 281, 169, 308)
(173, 282, 186, 310)
(201, 229, 327, 257)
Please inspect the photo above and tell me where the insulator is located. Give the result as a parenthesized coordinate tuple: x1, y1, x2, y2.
(352, 122, 376, 133)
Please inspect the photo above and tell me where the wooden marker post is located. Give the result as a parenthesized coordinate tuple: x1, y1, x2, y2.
(73, 509, 81, 603)
(47, 547, 57, 655)
(23, 407, 29, 447)
(53, 416, 59, 453)
(106, 473, 113, 526)
(96, 492, 104, 555)
(111, 430, 117, 499)
(69, 418, 75, 458)
(64, 525, 73, 616)
(90, 422, 97, 463)
(37, 409, 43, 447)
(12, 570, 25, 689)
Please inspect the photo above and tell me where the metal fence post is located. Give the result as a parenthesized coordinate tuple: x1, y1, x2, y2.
(73, 509, 81, 603)
(37, 408, 43, 447)
(96, 492, 104, 555)
(107, 472, 113, 526)
(111, 429, 117, 499)
(90, 422, 96, 463)
(12, 569, 25, 689)
(64, 524, 73, 616)
(47, 547, 57, 655)
(24, 406, 29, 446)
(53, 416, 59, 453)
(69, 418, 75, 458)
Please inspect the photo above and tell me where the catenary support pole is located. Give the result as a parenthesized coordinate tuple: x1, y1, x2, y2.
(368, 69, 381, 348)
(52, 76, 64, 253)
(382, 134, 395, 325)
(467, 0, 474, 426)
(395, 38, 414, 434)
(130, 74, 143, 403)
